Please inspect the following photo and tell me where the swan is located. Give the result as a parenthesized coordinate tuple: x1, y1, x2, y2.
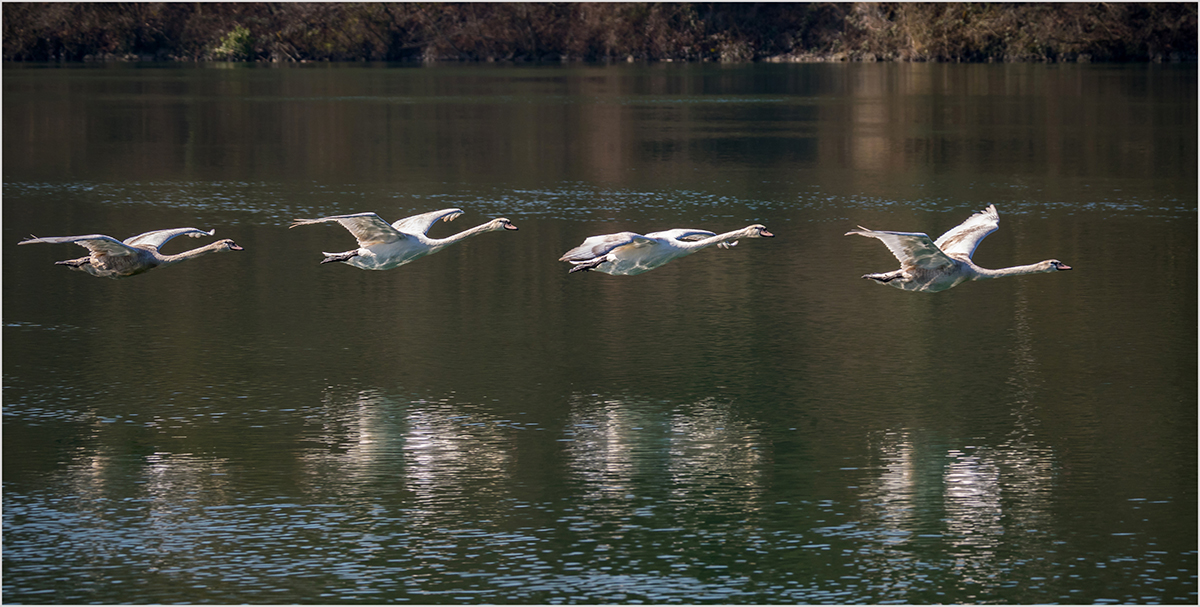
(845, 204, 1071, 293)
(18, 228, 242, 279)
(559, 224, 775, 275)
(289, 208, 517, 270)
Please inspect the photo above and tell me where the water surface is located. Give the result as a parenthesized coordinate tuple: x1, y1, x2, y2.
(3, 62, 1196, 604)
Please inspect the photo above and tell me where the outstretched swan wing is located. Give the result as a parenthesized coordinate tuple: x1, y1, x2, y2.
(391, 208, 464, 235)
(934, 205, 1000, 259)
(645, 229, 716, 242)
(123, 228, 215, 250)
(846, 228, 956, 271)
(559, 232, 656, 262)
(291, 213, 405, 247)
(18, 234, 139, 257)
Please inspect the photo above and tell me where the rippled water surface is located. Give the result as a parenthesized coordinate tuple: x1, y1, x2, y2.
(3, 62, 1196, 604)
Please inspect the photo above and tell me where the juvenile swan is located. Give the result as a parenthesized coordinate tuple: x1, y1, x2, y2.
(290, 208, 517, 270)
(559, 224, 774, 275)
(845, 205, 1071, 293)
(19, 228, 242, 279)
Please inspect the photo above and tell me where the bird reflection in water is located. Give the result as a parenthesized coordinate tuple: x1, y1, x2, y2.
(563, 394, 768, 513)
(298, 387, 516, 516)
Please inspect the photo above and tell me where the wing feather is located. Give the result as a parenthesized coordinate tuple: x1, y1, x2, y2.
(559, 232, 656, 262)
(18, 234, 139, 257)
(291, 213, 405, 247)
(934, 205, 1000, 259)
(123, 228, 215, 250)
(644, 228, 716, 242)
(846, 228, 956, 271)
(391, 208, 464, 235)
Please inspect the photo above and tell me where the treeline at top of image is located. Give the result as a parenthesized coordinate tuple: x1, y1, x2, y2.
(3, 2, 1196, 64)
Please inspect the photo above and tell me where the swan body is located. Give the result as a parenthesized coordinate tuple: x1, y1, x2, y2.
(18, 228, 242, 279)
(846, 205, 1071, 293)
(290, 208, 517, 270)
(560, 224, 774, 275)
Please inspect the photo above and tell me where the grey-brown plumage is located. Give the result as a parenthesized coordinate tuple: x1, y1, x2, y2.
(846, 205, 1071, 293)
(19, 228, 242, 279)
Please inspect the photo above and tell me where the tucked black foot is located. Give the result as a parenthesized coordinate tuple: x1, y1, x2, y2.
(863, 272, 899, 283)
(568, 258, 604, 273)
(321, 251, 359, 264)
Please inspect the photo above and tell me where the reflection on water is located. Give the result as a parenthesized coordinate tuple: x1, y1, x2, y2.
(4, 63, 1196, 604)
(564, 394, 767, 507)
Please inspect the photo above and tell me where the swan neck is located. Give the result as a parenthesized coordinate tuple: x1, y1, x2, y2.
(693, 227, 754, 248)
(158, 242, 228, 265)
(974, 262, 1052, 279)
(429, 221, 498, 246)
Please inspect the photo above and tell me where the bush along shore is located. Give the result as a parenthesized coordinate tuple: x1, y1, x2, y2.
(3, 2, 1196, 64)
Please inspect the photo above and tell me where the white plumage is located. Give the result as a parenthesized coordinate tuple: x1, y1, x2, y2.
(560, 224, 774, 275)
(290, 208, 517, 270)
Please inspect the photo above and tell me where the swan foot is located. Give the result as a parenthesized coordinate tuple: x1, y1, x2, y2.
(863, 272, 901, 283)
(321, 251, 359, 264)
(568, 258, 606, 273)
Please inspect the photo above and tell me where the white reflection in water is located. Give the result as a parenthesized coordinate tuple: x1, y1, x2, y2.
(943, 449, 1003, 549)
(297, 387, 407, 494)
(51, 441, 238, 576)
(862, 435, 1056, 548)
(862, 430, 918, 545)
(859, 426, 1060, 598)
(298, 387, 516, 513)
(401, 402, 514, 514)
(859, 286, 1060, 589)
(564, 394, 767, 510)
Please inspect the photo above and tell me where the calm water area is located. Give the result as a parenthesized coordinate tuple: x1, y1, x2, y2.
(3, 61, 1196, 604)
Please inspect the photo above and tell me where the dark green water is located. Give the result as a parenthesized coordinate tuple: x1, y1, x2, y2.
(3, 62, 1196, 604)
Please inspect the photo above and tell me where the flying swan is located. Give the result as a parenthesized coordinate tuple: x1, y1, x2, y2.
(18, 228, 242, 279)
(290, 208, 517, 270)
(845, 204, 1071, 293)
(559, 224, 774, 275)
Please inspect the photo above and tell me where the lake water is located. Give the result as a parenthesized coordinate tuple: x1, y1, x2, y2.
(3, 62, 1196, 604)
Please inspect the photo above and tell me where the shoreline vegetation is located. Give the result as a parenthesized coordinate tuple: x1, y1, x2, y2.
(3, 2, 1196, 64)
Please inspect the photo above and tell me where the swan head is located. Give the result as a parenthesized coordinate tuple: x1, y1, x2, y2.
(216, 239, 244, 252)
(1046, 259, 1071, 271)
(746, 224, 774, 238)
(718, 224, 774, 249)
(491, 218, 518, 231)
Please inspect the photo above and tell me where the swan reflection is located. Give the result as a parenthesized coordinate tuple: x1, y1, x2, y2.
(860, 286, 1059, 558)
(860, 423, 1057, 566)
(563, 394, 767, 510)
(298, 387, 515, 513)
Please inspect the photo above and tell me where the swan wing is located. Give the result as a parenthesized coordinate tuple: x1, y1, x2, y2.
(847, 228, 956, 271)
(559, 232, 655, 262)
(18, 234, 139, 257)
(645, 228, 716, 242)
(123, 227, 215, 250)
(291, 213, 405, 247)
(934, 204, 1000, 259)
(391, 208, 464, 235)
